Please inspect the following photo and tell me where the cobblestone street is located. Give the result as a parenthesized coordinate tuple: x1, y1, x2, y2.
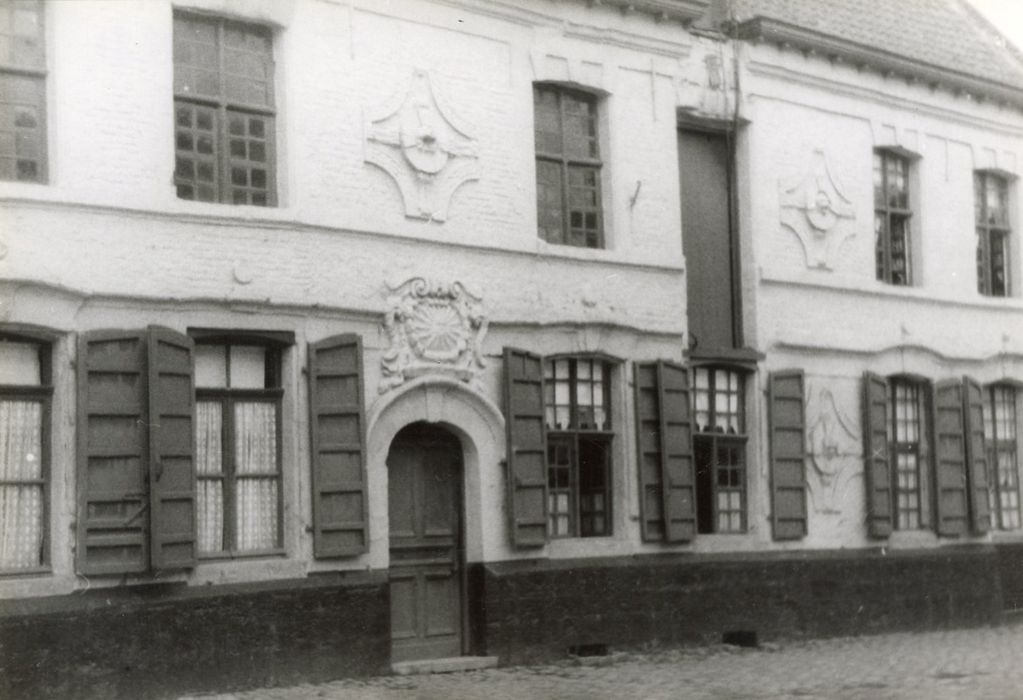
(184, 619, 1023, 700)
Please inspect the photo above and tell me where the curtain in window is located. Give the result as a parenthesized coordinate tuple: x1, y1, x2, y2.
(195, 401, 224, 553)
(234, 402, 278, 551)
(0, 401, 43, 569)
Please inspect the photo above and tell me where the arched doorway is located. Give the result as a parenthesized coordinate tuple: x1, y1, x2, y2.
(387, 422, 465, 662)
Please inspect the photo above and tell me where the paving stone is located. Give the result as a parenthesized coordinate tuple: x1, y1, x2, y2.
(181, 620, 1023, 700)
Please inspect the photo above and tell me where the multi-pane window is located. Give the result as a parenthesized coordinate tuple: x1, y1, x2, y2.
(173, 13, 275, 205)
(534, 84, 603, 248)
(0, 0, 46, 182)
(874, 150, 912, 285)
(984, 384, 1020, 530)
(693, 367, 745, 533)
(195, 341, 283, 556)
(0, 334, 50, 572)
(543, 358, 612, 537)
(889, 379, 924, 530)
(975, 172, 1011, 297)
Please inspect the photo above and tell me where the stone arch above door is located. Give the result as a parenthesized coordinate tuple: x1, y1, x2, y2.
(367, 375, 505, 564)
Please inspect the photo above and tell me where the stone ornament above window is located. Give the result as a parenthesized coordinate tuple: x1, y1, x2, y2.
(364, 69, 479, 222)
(779, 150, 856, 270)
(380, 277, 488, 393)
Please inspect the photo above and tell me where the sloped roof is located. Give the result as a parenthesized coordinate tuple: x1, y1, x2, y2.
(725, 0, 1023, 95)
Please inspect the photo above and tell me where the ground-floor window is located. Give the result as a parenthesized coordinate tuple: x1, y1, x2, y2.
(544, 357, 613, 538)
(986, 384, 1020, 530)
(693, 367, 746, 534)
(890, 378, 926, 530)
(195, 340, 283, 556)
(0, 335, 50, 571)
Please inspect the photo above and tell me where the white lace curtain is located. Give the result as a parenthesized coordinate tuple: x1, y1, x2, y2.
(234, 402, 278, 551)
(0, 400, 43, 569)
(195, 401, 224, 553)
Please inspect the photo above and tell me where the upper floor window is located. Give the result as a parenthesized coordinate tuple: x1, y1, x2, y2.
(984, 384, 1020, 530)
(0, 0, 46, 183)
(173, 12, 275, 206)
(534, 84, 603, 248)
(975, 172, 1011, 297)
(693, 367, 746, 534)
(194, 339, 284, 556)
(0, 332, 51, 572)
(543, 357, 612, 538)
(874, 150, 912, 285)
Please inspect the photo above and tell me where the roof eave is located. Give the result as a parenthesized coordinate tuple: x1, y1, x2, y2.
(736, 17, 1023, 109)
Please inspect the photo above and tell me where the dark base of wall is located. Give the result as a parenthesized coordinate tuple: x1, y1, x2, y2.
(0, 572, 389, 700)
(0, 547, 1009, 697)
(478, 547, 1005, 665)
(996, 542, 1023, 610)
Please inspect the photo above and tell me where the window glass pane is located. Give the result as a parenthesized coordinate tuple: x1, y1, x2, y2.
(234, 402, 278, 550)
(533, 86, 561, 155)
(0, 341, 40, 385)
(0, 485, 42, 568)
(0, 0, 43, 68)
(0, 73, 44, 183)
(195, 401, 224, 553)
(194, 344, 228, 388)
(229, 345, 267, 389)
(0, 399, 44, 569)
(536, 159, 564, 244)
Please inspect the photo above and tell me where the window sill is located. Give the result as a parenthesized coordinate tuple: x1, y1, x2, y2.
(198, 548, 286, 561)
(0, 565, 51, 578)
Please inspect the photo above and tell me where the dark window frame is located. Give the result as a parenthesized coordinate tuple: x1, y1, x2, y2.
(543, 356, 613, 538)
(0, 0, 47, 183)
(692, 365, 747, 534)
(173, 11, 277, 206)
(874, 149, 913, 286)
(975, 171, 1011, 297)
(0, 327, 53, 575)
(193, 336, 285, 559)
(986, 383, 1020, 530)
(533, 83, 604, 249)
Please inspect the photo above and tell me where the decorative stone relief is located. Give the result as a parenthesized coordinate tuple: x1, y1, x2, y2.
(364, 69, 479, 222)
(380, 277, 487, 393)
(779, 150, 856, 270)
(676, 44, 734, 121)
(805, 384, 861, 514)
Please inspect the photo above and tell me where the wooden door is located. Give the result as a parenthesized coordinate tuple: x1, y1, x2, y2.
(387, 423, 463, 662)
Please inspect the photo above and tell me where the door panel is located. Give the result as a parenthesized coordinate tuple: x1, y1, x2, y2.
(388, 423, 463, 662)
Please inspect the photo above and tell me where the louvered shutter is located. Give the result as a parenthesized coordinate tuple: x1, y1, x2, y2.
(658, 362, 697, 542)
(77, 330, 150, 575)
(634, 362, 666, 541)
(146, 327, 197, 569)
(308, 334, 369, 557)
(769, 370, 808, 540)
(934, 380, 970, 537)
(862, 372, 893, 538)
(963, 376, 991, 534)
(503, 348, 548, 548)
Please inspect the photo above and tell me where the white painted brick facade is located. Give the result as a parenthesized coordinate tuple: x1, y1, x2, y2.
(1, 0, 1021, 599)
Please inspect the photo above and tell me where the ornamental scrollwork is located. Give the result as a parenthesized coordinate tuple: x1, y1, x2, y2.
(779, 150, 856, 270)
(364, 69, 479, 222)
(380, 277, 488, 393)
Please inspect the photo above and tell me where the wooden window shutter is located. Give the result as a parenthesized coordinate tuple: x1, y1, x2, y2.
(652, 361, 697, 542)
(933, 380, 970, 537)
(862, 372, 893, 538)
(768, 370, 808, 540)
(308, 334, 369, 558)
(962, 376, 991, 534)
(147, 327, 197, 570)
(503, 347, 548, 548)
(77, 330, 152, 575)
(634, 362, 666, 541)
